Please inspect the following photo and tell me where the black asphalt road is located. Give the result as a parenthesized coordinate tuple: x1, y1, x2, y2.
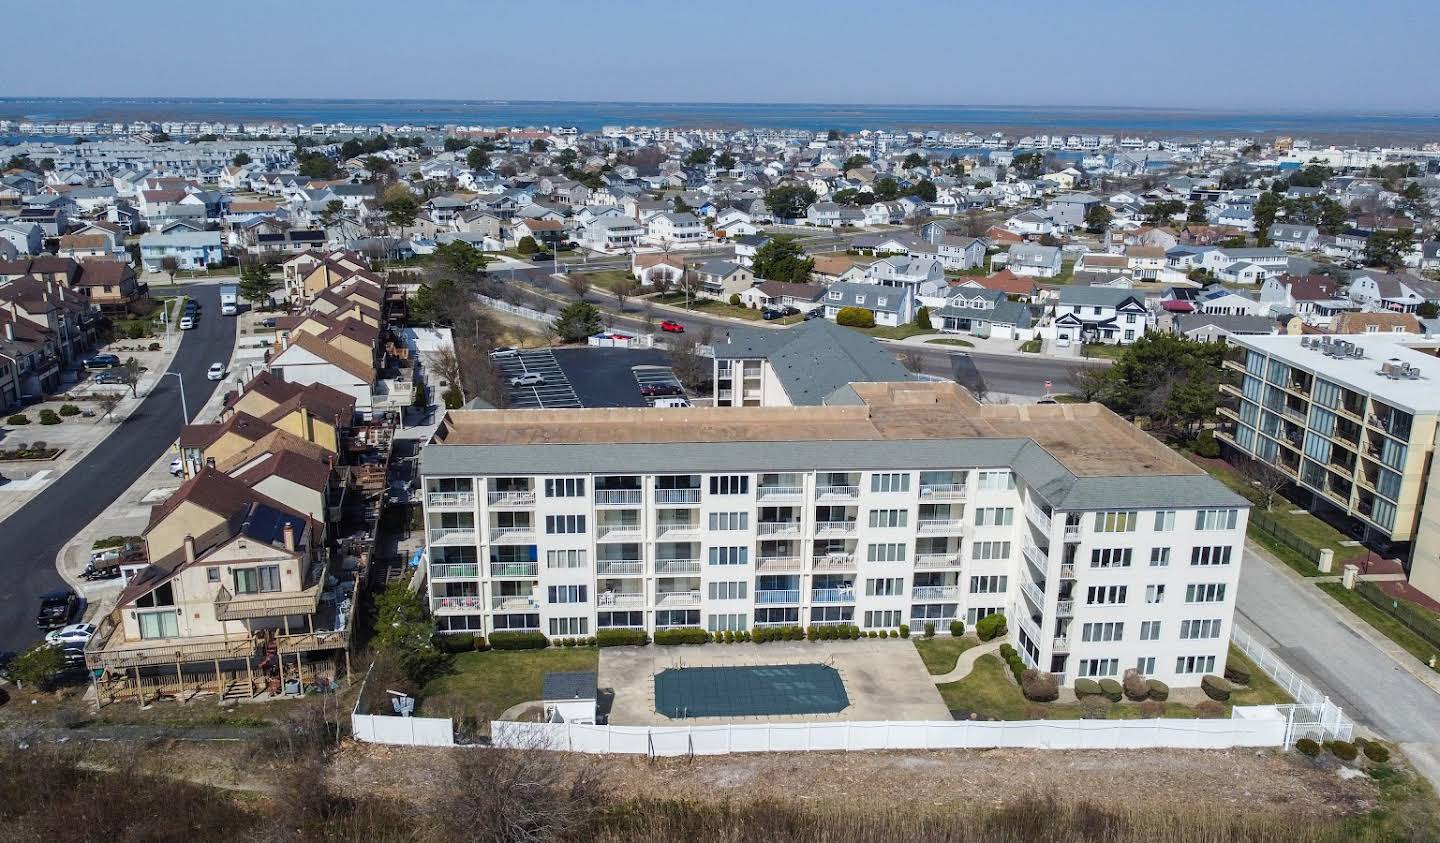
(0, 284, 236, 654)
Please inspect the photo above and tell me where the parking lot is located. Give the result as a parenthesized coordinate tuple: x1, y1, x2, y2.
(631, 365, 688, 406)
(494, 349, 583, 408)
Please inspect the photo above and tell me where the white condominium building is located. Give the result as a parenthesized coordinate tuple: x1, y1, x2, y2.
(418, 382, 1248, 688)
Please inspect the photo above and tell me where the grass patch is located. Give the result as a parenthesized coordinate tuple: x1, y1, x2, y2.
(1319, 583, 1440, 667)
(851, 324, 938, 340)
(924, 337, 975, 348)
(1019, 338, 1042, 353)
(421, 647, 599, 721)
(1081, 342, 1127, 359)
(1225, 645, 1295, 706)
(913, 636, 979, 675)
(650, 292, 765, 321)
(1051, 394, 1085, 404)
(576, 269, 634, 293)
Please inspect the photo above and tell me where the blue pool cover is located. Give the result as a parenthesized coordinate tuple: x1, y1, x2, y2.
(654, 663, 849, 718)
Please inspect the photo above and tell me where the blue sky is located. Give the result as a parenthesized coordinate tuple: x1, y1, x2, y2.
(8, 0, 1439, 111)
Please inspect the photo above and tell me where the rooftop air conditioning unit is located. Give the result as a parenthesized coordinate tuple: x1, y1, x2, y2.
(1406, 368, 1421, 380)
(1380, 361, 1396, 378)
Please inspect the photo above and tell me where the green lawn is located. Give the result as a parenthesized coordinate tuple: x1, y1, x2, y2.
(924, 337, 975, 348)
(1225, 645, 1295, 707)
(1018, 338, 1042, 353)
(913, 636, 978, 675)
(650, 292, 772, 322)
(420, 647, 599, 721)
(850, 324, 937, 340)
(575, 269, 634, 293)
(1080, 343, 1127, 359)
(1319, 583, 1440, 667)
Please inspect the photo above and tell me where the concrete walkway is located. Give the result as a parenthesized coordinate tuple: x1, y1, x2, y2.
(930, 639, 1003, 684)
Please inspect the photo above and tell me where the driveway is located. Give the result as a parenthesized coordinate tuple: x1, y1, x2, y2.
(1236, 546, 1440, 787)
(0, 283, 237, 653)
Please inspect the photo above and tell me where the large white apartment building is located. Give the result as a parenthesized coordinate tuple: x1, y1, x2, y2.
(418, 382, 1248, 688)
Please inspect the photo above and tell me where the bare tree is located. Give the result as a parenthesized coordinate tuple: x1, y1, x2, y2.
(93, 390, 124, 423)
(667, 333, 712, 393)
(121, 357, 143, 398)
(566, 272, 591, 301)
(160, 256, 179, 284)
(1237, 453, 1288, 512)
(611, 277, 638, 313)
(676, 268, 704, 310)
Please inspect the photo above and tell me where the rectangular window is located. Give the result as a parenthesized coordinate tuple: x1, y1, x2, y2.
(1190, 546, 1233, 566)
(971, 541, 1011, 561)
(1175, 655, 1218, 675)
(1150, 547, 1170, 567)
(708, 511, 749, 531)
(811, 606, 854, 623)
(1179, 618, 1224, 640)
(707, 581, 748, 600)
(1136, 656, 1156, 675)
(868, 509, 908, 528)
(1086, 585, 1128, 605)
(867, 543, 907, 562)
(137, 610, 178, 640)
(865, 609, 902, 628)
(970, 575, 1008, 594)
(1077, 658, 1119, 678)
(865, 577, 904, 597)
(545, 514, 587, 534)
(546, 549, 587, 569)
(1145, 584, 1166, 604)
(233, 565, 280, 594)
(1195, 509, 1239, 531)
(1140, 620, 1162, 641)
(707, 546, 748, 566)
(707, 613, 748, 632)
(870, 472, 911, 493)
(548, 617, 588, 636)
(546, 585, 587, 604)
(709, 475, 750, 495)
(1185, 583, 1227, 603)
(1153, 510, 1176, 532)
(544, 477, 585, 497)
(974, 507, 1015, 527)
(1090, 548, 1133, 568)
(1081, 621, 1124, 642)
(598, 611, 644, 628)
(977, 470, 1014, 491)
(206, 567, 220, 583)
(1094, 511, 1139, 532)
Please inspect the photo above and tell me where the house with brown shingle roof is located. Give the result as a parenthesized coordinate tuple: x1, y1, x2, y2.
(1332, 311, 1422, 335)
(269, 330, 378, 416)
(223, 370, 355, 452)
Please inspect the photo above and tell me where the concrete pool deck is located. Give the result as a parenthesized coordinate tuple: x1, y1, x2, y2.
(600, 639, 952, 726)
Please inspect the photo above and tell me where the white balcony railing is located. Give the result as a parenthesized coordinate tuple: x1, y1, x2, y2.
(755, 556, 801, 572)
(487, 490, 535, 507)
(596, 560, 642, 575)
(1052, 636, 1071, 654)
(490, 595, 539, 611)
(918, 518, 964, 534)
(812, 554, 856, 570)
(1063, 523, 1081, 542)
(919, 484, 968, 501)
(594, 489, 643, 506)
(815, 520, 857, 537)
(756, 589, 801, 604)
(427, 491, 476, 508)
(655, 558, 701, 574)
(912, 585, 961, 600)
(489, 526, 535, 542)
(1021, 578, 1046, 610)
(914, 553, 963, 569)
(490, 562, 539, 578)
(655, 590, 701, 608)
(811, 587, 855, 604)
(1017, 611, 1043, 644)
(1022, 541, 1047, 572)
(1025, 501, 1053, 533)
(597, 524, 643, 541)
(432, 596, 484, 611)
(1059, 563, 1076, 579)
(815, 485, 859, 500)
(429, 563, 478, 580)
(757, 521, 802, 536)
(757, 485, 803, 502)
(1055, 599, 1074, 618)
(597, 592, 645, 607)
(654, 523, 700, 539)
(428, 528, 478, 545)
(654, 488, 701, 504)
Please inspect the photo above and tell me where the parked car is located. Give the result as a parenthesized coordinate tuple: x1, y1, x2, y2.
(530, 252, 553, 262)
(660, 320, 685, 333)
(761, 308, 786, 321)
(1055, 336, 1071, 348)
(804, 308, 824, 321)
(93, 372, 124, 384)
(169, 457, 184, 476)
(44, 623, 96, 648)
(509, 373, 545, 387)
(179, 316, 195, 330)
(83, 354, 120, 370)
(258, 317, 278, 329)
(640, 383, 685, 397)
(206, 362, 226, 381)
(652, 397, 692, 408)
(490, 346, 519, 358)
(35, 590, 78, 630)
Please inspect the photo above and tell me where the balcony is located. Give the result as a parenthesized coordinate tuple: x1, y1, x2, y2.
(489, 526, 535, 543)
(1059, 562, 1076, 579)
(487, 490, 535, 507)
(654, 488, 701, 505)
(756, 556, 802, 572)
(756, 589, 801, 604)
(594, 489, 643, 506)
(914, 553, 963, 569)
(912, 585, 960, 600)
(654, 522, 700, 540)
(596, 560, 642, 576)
(757, 520, 802, 537)
(1016, 611, 1043, 644)
(815, 520, 857, 538)
(1222, 358, 1246, 374)
(429, 563, 478, 580)
(1023, 541, 1049, 572)
(1021, 578, 1046, 610)
(655, 590, 701, 608)
(757, 485, 803, 503)
(918, 518, 965, 534)
(491, 594, 539, 611)
(815, 485, 860, 501)
(811, 587, 856, 604)
(655, 558, 701, 574)
(597, 591, 645, 608)
(1025, 502, 1053, 533)
(597, 524, 643, 541)
(427, 491, 475, 508)
(490, 561, 539, 578)
(432, 596, 484, 612)
(1055, 598, 1074, 618)
(1052, 636, 1071, 654)
(428, 527, 478, 545)
(812, 553, 856, 571)
(1063, 524, 1081, 542)
(919, 484, 967, 501)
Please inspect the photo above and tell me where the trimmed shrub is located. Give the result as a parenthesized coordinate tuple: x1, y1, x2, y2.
(655, 628, 707, 645)
(1080, 696, 1112, 719)
(1224, 663, 1252, 686)
(472, 634, 489, 651)
(1073, 678, 1102, 698)
(806, 626, 819, 642)
(923, 622, 935, 639)
(868, 630, 878, 639)
(1021, 669, 1058, 702)
(889, 629, 898, 638)
(148, 342, 161, 351)
(7, 414, 30, 425)
(1327, 740, 1359, 762)
(723, 630, 734, 644)
(38, 409, 61, 425)
(562, 637, 576, 648)
(58, 404, 80, 417)
(488, 631, 548, 651)
(596, 629, 648, 647)
(1191, 430, 1220, 458)
(1200, 674, 1233, 702)
(1363, 741, 1391, 763)
(728, 293, 742, 307)
(434, 633, 475, 654)
(1295, 738, 1321, 757)
(949, 620, 964, 638)
(1138, 700, 1166, 719)
(998, 643, 1017, 661)
(1097, 678, 1123, 703)
(835, 306, 875, 329)
(899, 624, 910, 639)
(1195, 700, 1226, 719)
(914, 306, 932, 329)
(1146, 679, 1170, 701)
(1122, 671, 1149, 702)
(975, 613, 1006, 641)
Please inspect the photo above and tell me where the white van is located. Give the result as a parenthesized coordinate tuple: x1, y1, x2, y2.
(652, 397, 691, 408)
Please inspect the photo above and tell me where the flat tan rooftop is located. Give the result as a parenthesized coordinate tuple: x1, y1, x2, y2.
(433, 381, 1202, 479)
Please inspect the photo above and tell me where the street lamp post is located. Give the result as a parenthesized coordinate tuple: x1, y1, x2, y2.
(161, 370, 189, 426)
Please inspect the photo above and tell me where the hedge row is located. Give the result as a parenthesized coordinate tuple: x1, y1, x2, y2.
(488, 631, 548, 651)
(975, 613, 1007, 642)
(597, 629, 649, 647)
(655, 627, 709, 645)
(998, 643, 1025, 683)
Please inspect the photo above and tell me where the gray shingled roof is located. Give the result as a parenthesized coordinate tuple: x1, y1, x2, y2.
(712, 318, 916, 405)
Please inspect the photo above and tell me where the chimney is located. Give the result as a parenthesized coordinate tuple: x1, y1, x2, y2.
(282, 522, 296, 552)
(183, 534, 196, 564)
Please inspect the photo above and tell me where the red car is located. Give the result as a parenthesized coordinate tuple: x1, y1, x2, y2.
(659, 320, 685, 333)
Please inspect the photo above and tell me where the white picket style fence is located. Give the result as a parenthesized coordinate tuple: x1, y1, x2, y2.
(1232, 626, 1353, 743)
(475, 293, 556, 326)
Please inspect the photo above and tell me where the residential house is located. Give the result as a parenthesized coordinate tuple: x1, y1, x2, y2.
(805, 202, 865, 228)
(935, 289, 1035, 339)
(630, 254, 685, 287)
(138, 230, 224, 272)
(1051, 286, 1151, 345)
(732, 234, 771, 268)
(694, 260, 753, 302)
(1347, 272, 1440, 313)
(1004, 243, 1063, 278)
(1332, 311, 1423, 335)
(646, 212, 709, 245)
(1258, 275, 1340, 317)
(1175, 313, 1279, 343)
(710, 317, 914, 406)
(1269, 224, 1320, 252)
(736, 280, 824, 312)
(821, 280, 914, 327)
(0, 222, 43, 257)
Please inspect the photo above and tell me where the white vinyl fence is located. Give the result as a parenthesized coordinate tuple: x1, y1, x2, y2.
(475, 293, 556, 326)
(353, 712, 456, 746)
(1232, 626, 1353, 743)
(491, 714, 1288, 757)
